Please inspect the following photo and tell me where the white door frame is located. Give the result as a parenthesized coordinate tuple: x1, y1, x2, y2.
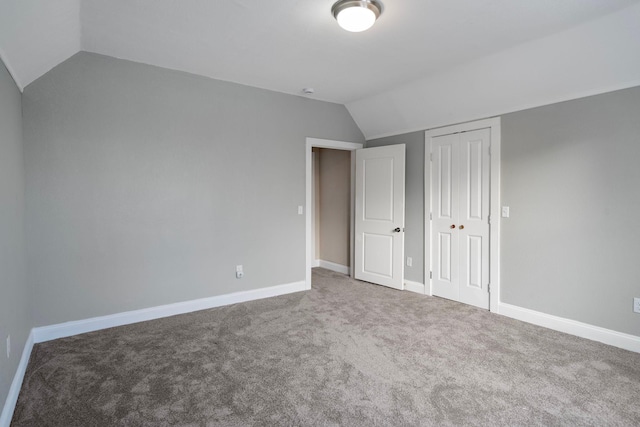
(424, 118, 501, 312)
(311, 150, 318, 268)
(305, 137, 364, 289)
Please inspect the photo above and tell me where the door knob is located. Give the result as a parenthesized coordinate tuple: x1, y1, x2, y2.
(459, 225, 464, 230)
(393, 227, 401, 233)
(450, 224, 455, 229)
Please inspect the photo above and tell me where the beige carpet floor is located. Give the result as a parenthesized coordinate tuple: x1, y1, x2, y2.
(11, 268, 640, 426)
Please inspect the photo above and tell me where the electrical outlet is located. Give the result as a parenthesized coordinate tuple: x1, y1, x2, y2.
(236, 265, 244, 279)
(406, 257, 412, 267)
(634, 297, 640, 314)
(6, 335, 10, 359)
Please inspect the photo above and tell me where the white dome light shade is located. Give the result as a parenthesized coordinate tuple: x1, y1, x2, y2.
(336, 7, 375, 32)
(332, 0, 383, 33)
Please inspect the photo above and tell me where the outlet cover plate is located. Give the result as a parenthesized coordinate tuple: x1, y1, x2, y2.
(634, 297, 640, 313)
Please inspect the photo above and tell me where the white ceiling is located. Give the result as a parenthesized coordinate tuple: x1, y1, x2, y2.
(348, 2, 640, 138)
(1, 0, 639, 105)
(0, 0, 80, 90)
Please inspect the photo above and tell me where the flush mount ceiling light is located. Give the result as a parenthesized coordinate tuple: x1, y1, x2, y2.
(331, 0, 383, 32)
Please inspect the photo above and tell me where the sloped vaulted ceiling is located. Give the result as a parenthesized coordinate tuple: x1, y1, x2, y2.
(348, 3, 640, 138)
(0, 0, 80, 91)
(1, 0, 640, 137)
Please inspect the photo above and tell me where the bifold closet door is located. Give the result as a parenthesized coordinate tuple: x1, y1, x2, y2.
(431, 129, 490, 309)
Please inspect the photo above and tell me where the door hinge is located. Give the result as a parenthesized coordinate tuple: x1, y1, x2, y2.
(430, 153, 433, 162)
(429, 212, 432, 220)
(429, 271, 433, 279)
(488, 145, 492, 156)
(488, 215, 491, 224)
(487, 283, 491, 293)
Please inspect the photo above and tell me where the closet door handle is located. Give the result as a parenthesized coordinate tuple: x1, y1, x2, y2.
(450, 224, 455, 229)
(459, 225, 465, 230)
(393, 227, 401, 233)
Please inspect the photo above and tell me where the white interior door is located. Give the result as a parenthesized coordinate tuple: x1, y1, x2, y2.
(431, 134, 460, 301)
(354, 145, 406, 290)
(431, 129, 490, 309)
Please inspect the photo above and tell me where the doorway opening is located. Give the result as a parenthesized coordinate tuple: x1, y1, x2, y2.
(305, 138, 363, 289)
(312, 147, 352, 275)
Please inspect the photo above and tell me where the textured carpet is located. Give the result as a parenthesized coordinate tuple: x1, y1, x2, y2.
(11, 268, 640, 426)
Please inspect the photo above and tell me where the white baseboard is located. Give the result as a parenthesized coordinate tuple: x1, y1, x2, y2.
(0, 330, 34, 427)
(404, 280, 425, 294)
(498, 302, 640, 353)
(312, 259, 320, 268)
(318, 260, 350, 275)
(33, 281, 306, 343)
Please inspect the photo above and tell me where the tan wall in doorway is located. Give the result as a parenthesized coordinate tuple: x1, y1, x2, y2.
(318, 149, 350, 267)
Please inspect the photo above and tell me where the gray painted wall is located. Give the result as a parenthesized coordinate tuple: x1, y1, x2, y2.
(368, 86, 640, 337)
(502, 86, 640, 336)
(0, 59, 30, 410)
(318, 148, 350, 267)
(23, 52, 364, 327)
(366, 132, 424, 284)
